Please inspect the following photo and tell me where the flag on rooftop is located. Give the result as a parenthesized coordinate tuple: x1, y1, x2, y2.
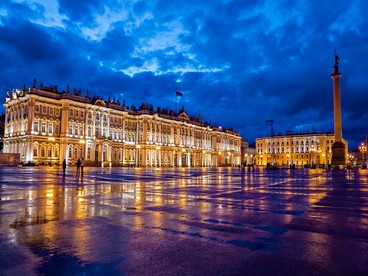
(176, 88, 182, 97)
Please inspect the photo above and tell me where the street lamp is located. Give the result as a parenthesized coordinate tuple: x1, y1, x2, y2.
(48, 137, 55, 166)
(359, 143, 366, 167)
(310, 144, 315, 166)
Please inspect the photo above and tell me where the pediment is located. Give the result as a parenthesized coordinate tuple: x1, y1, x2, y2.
(178, 111, 190, 120)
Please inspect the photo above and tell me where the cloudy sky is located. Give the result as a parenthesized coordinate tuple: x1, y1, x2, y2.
(1, 0, 367, 149)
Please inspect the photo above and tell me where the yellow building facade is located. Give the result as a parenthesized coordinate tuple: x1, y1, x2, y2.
(255, 132, 348, 167)
(3, 84, 241, 167)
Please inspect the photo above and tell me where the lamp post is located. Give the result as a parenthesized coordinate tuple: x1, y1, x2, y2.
(48, 137, 55, 166)
(359, 143, 366, 167)
(310, 144, 315, 166)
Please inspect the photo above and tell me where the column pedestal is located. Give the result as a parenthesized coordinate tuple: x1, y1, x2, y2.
(331, 141, 346, 166)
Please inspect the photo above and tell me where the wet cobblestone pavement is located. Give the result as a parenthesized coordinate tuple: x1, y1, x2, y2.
(0, 166, 368, 275)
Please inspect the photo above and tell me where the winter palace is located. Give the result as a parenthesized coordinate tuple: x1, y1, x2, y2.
(3, 81, 242, 167)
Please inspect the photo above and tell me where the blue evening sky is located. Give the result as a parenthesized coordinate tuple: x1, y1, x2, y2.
(1, 0, 367, 149)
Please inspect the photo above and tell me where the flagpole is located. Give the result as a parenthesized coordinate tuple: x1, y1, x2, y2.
(175, 88, 182, 114)
(176, 95, 178, 114)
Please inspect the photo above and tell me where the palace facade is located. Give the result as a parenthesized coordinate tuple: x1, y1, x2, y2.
(3, 81, 241, 167)
(255, 132, 348, 167)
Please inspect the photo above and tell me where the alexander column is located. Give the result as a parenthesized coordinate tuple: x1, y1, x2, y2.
(331, 53, 346, 166)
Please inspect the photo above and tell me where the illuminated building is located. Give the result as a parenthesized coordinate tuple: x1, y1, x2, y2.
(241, 140, 255, 166)
(3, 81, 241, 167)
(255, 132, 348, 167)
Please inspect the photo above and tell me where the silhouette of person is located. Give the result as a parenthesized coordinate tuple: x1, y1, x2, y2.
(81, 158, 85, 178)
(76, 158, 81, 178)
(62, 159, 67, 176)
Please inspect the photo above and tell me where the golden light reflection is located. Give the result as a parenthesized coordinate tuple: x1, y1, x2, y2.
(7, 165, 368, 269)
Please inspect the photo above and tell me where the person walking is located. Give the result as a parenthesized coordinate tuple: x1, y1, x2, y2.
(62, 159, 67, 176)
(76, 158, 81, 178)
(80, 158, 85, 178)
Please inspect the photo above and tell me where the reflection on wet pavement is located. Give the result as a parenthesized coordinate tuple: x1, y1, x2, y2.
(0, 166, 368, 275)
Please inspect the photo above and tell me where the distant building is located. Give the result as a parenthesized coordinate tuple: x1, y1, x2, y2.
(255, 132, 348, 167)
(241, 140, 256, 166)
(3, 81, 242, 167)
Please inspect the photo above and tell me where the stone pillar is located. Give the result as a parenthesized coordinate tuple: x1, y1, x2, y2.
(134, 148, 138, 166)
(60, 138, 68, 163)
(178, 152, 182, 167)
(26, 100, 35, 135)
(171, 151, 175, 167)
(92, 112, 96, 138)
(26, 137, 33, 163)
(61, 104, 69, 137)
(331, 54, 346, 166)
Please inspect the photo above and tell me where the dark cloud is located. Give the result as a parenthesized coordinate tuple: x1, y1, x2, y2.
(0, 21, 62, 62)
(0, 0, 367, 148)
(58, 0, 106, 23)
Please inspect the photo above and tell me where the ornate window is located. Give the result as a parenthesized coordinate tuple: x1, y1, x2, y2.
(41, 122, 46, 133)
(48, 123, 53, 134)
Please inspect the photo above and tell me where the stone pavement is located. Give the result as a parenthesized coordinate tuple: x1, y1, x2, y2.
(0, 166, 367, 275)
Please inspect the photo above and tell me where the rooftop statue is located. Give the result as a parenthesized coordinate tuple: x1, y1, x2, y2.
(334, 53, 340, 67)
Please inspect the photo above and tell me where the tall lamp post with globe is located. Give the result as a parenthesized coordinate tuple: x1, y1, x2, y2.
(359, 143, 366, 168)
